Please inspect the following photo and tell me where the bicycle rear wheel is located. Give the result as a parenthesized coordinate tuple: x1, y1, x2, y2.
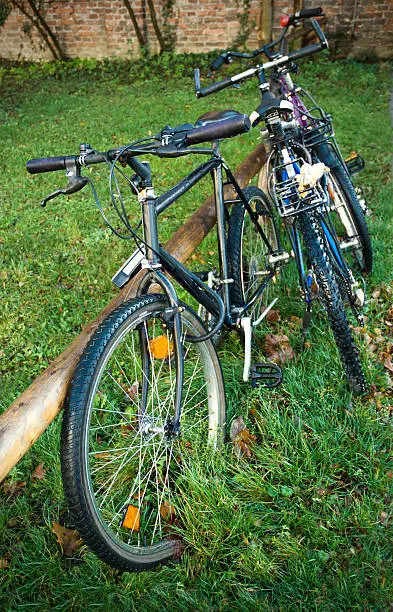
(298, 212, 366, 394)
(228, 186, 280, 322)
(61, 294, 226, 572)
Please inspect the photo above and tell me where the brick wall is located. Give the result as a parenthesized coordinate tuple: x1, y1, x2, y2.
(307, 0, 393, 59)
(0, 0, 392, 61)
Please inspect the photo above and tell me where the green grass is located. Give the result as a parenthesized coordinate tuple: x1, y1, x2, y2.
(0, 57, 392, 609)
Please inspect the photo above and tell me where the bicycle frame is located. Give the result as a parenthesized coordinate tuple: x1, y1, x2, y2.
(112, 143, 279, 428)
(115, 146, 277, 324)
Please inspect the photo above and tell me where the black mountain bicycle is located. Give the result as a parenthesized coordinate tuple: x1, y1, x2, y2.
(194, 8, 367, 395)
(26, 111, 284, 571)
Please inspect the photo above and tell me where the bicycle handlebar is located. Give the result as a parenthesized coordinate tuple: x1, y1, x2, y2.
(26, 149, 149, 176)
(286, 40, 324, 62)
(197, 17, 328, 99)
(311, 18, 328, 47)
(207, 9, 328, 72)
(27, 109, 251, 182)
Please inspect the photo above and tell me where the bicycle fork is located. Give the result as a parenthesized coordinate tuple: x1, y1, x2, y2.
(137, 183, 184, 438)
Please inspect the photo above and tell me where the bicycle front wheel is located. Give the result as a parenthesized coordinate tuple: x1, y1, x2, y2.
(61, 294, 226, 572)
(298, 212, 366, 394)
(314, 143, 372, 274)
(327, 164, 373, 274)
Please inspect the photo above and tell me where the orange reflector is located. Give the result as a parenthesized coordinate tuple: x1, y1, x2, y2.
(121, 505, 140, 531)
(328, 183, 335, 200)
(149, 335, 173, 359)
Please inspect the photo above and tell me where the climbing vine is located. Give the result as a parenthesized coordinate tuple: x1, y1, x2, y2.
(161, 0, 177, 52)
(0, 1, 66, 58)
(232, 0, 255, 49)
(0, 0, 11, 26)
(123, 0, 177, 55)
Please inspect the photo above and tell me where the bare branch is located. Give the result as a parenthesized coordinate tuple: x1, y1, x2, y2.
(122, 0, 147, 51)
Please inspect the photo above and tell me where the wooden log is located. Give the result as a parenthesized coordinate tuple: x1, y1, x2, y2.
(0, 143, 267, 482)
(258, 0, 273, 44)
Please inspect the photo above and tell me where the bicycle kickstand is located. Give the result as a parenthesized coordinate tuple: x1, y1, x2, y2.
(240, 312, 283, 389)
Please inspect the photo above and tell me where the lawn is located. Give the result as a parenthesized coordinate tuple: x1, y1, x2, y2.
(0, 56, 392, 609)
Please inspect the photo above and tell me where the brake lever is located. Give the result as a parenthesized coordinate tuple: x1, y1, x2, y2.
(40, 175, 89, 207)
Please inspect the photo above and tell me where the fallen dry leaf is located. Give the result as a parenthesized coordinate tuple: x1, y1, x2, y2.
(93, 452, 111, 460)
(230, 417, 257, 457)
(2, 480, 26, 499)
(264, 333, 295, 365)
(266, 309, 281, 323)
(126, 384, 139, 399)
(31, 463, 46, 482)
(191, 253, 206, 264)
(52, 522, 83, 557)
(160, 501, 175, 523)
(289, 315, 303, 326)
(235, 429, 257, 457)
(384, 356, 393, 373)
(120, 422, 133, 437)
(0, 559, 9, 569)
(230, 416, 247, 440)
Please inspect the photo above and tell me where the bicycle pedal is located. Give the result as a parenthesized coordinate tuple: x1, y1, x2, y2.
(251, 362, 283, 388)
(344, 153, 365, 175)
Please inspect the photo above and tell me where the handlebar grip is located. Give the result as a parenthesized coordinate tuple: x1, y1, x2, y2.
(287, 42, 324, 62)
(26, 156, 73, 174)
(298, 7, 323, 18)
(196, 76, 233, 98)
(185, 114, 250, 145)
(211, 55, 226, 72)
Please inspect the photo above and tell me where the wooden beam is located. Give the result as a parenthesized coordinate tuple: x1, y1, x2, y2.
(0, 143, 268, 482)
(293, 0, 305, 14)
(259, 0, 273, 44)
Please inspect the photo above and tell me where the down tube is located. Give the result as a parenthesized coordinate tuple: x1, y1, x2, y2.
(158, 247, 225, 327)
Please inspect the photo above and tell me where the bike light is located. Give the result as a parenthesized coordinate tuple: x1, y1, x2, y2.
(280, 14, 290, 26)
